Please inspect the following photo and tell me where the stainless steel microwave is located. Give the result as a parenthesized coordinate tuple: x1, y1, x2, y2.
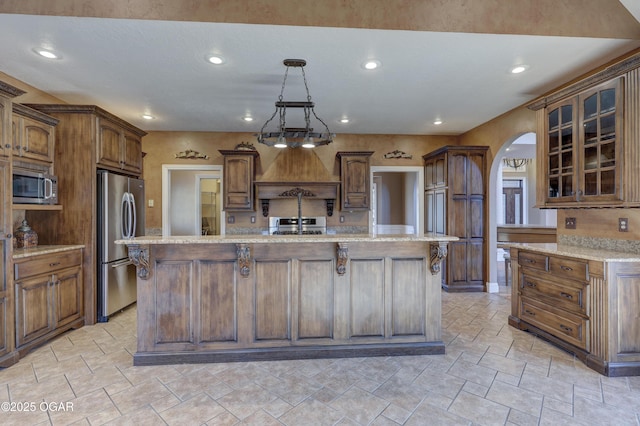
(13, 169, 58, 205)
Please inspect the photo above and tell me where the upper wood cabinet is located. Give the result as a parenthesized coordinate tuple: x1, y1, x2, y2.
(424, 152, 447, 190)
(220, 150, 259, 211)
(337, 151, 373, 211)
(97, 117, 143, 175)
(529, 53, 640, 208)
(12, 104, 58, 166)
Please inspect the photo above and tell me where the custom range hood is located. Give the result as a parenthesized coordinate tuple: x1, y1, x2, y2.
(255, 148, 339, 217)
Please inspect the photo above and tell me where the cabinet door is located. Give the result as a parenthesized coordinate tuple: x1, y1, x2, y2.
(0, 97, 9, 158)
(54, 266, 83, 328)
(96, 118, 123, 170)
(122, 130, 142, 175)
(20, 116, 54, 163)
(15, 275, 53, 347)
(0, 162, 9, 357)
(223, 155, 254, 210)
(341, 154, 371, 210)
(578, 79, 623, 203)
(545, 98, 577, 203)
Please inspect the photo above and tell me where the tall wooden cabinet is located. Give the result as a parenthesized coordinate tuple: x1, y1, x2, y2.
(24, 104, 146, 325)
(0, 81, 25, 367)
(424, 146, 488, 292)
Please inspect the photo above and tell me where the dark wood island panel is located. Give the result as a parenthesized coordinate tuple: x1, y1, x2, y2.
(120, 236, 453, 365)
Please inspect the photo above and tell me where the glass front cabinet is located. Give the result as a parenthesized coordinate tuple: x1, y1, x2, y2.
(533, 53, 640, 208)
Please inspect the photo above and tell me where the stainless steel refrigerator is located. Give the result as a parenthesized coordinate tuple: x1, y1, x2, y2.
(97, 171, 145, 322)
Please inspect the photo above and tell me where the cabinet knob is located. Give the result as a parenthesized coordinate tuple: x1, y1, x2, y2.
(4, 144, 9, 149)
(559, 324, 573, 334)
(559, 292, 573, 299)
(6, 233, 11, 238)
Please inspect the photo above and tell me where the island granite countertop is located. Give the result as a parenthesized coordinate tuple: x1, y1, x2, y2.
(504, 242, 640, 262)
(116, 233, 459, 245)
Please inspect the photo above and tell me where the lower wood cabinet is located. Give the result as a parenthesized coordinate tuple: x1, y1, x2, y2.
(509, 246, 640, 376)
(14, 249, 84, 354)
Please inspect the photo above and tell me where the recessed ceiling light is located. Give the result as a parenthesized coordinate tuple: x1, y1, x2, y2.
(511, 65, 528, 74)
(243, 116, 253, 122)
(433, 119, 443, 125)
(340, 118, 350, 124)
(207, 55, 224, 65)
(142, 114, 155, 120)
(363, 60, 381, 70)
(33, 48, 61, 60)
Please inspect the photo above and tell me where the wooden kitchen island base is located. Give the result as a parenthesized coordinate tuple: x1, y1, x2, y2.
(119, 235, 455, 366)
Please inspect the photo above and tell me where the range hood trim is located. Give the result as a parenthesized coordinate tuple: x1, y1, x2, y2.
(255, 181, 339, 217)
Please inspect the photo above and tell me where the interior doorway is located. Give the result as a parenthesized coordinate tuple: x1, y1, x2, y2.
(162, 165, 223, 236)
(502, 179, 523, 224)
(370, 166, 424, 235)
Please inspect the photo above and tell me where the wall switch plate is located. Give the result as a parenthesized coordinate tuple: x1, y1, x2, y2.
(227, 215, 235, 224)
(340, 216, 345, 223)
(619, 217, 629, 232)
(148, 199, 154, 207)
(565, 217, 576, 229)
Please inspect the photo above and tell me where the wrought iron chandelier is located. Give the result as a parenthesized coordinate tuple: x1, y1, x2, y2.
(502, 158, 531, 170)
(256, 59, 334, 149)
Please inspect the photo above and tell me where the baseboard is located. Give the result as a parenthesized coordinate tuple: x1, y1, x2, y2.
(486, 281, 500, 293)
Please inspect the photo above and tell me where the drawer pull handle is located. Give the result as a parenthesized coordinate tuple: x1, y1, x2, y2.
(560, 292, 573, 299)
(524, 309, 536, 317)
(560, 324, 573, 333)
(524, 259, 535, 264)
(49, 262, 61, 267)
(560, 265, 573, 272)
(525, 281, 536, 288)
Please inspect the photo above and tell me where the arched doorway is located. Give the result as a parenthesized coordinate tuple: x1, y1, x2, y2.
(486, 132, 556, 292)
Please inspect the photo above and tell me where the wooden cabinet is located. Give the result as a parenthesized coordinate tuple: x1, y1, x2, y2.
(529, 53, 640, 208)
(12, 104, 57, 165)
(219, 150, 258, 211)
(509, 246, 640, 376)
(337, 151, 373, 211)
(97, 117, 143, 175)
(14, 249, 83, 352)
(423, 146, 488, 292)
(21, 104, 146, 325)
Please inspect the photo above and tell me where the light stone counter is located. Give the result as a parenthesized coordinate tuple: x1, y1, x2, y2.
(13, 244, 85, 259)
(116, 233, 458, 245)
(504, 242, 640, 262)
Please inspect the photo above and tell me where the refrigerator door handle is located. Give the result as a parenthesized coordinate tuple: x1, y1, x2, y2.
(121, 192, 128, 238)
(130, 192, 137, 239)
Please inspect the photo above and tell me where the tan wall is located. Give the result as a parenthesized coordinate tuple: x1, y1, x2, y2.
(141, 132, 457, 230)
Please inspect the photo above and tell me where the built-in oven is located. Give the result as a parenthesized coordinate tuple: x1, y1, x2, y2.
(268, 216, 326, 235)
(13, 169, 58, 205)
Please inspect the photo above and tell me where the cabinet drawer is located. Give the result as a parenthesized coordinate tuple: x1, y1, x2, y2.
(518, 251, 548, 272)
(520, 273, 587, 315)
(15, 250, 82, 281)
(520, 297, 588, 351)
(549, 256, 588, 282)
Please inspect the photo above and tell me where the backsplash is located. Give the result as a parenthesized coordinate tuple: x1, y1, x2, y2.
(558, 234, 640, 254)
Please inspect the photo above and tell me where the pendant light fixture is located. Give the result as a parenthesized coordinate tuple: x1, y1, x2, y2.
(256, 59, 334, 149)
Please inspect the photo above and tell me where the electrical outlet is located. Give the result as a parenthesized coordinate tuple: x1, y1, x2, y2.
(565, 217, 576, 229)
(619, 217, 629, 232)
(227, 215, 235, 224)
(340, 216, 345, 223)
(250, 216, 256, 223)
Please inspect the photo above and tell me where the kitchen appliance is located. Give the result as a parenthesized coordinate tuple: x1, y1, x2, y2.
(13, 168, 58, 204)
(268, 216, 326, 235)
(97, 170, 145, 322)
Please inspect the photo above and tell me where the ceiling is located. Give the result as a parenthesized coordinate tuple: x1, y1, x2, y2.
(0, 8, 639, 137)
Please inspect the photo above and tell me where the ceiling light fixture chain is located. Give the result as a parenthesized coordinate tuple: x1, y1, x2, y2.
(256, 59, 334, 149)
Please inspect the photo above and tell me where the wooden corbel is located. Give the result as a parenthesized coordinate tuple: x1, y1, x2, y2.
(128, 245, 150, 280)
(429, 242, 448, 275)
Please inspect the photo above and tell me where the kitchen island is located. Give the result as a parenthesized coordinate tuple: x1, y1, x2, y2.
(116, 234, 457, 366)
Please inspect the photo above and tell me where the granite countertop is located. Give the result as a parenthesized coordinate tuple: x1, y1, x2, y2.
(116, 233, 459, 245)
(505, 242, 640, 262)
(13, 244, 85, 259)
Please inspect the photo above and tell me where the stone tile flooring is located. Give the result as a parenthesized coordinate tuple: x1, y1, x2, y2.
(2, 288, 639, 425)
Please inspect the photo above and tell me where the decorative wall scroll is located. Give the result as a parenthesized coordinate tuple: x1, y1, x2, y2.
(336, 242, 348, 275)
(128, 245, 150, 280)
(384, 150, 412, 159)
(278, 187, 316, 198)
(429, 241, 448, 275)
(236, 243, 251, 277)
(234, 141, 256, 151)
(174, 149, 210, 159)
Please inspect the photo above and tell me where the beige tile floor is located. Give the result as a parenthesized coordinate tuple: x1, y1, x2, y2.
(2, 284, 640, 425)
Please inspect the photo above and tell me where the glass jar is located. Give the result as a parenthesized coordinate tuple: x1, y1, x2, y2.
(15, 219, 38, 248)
